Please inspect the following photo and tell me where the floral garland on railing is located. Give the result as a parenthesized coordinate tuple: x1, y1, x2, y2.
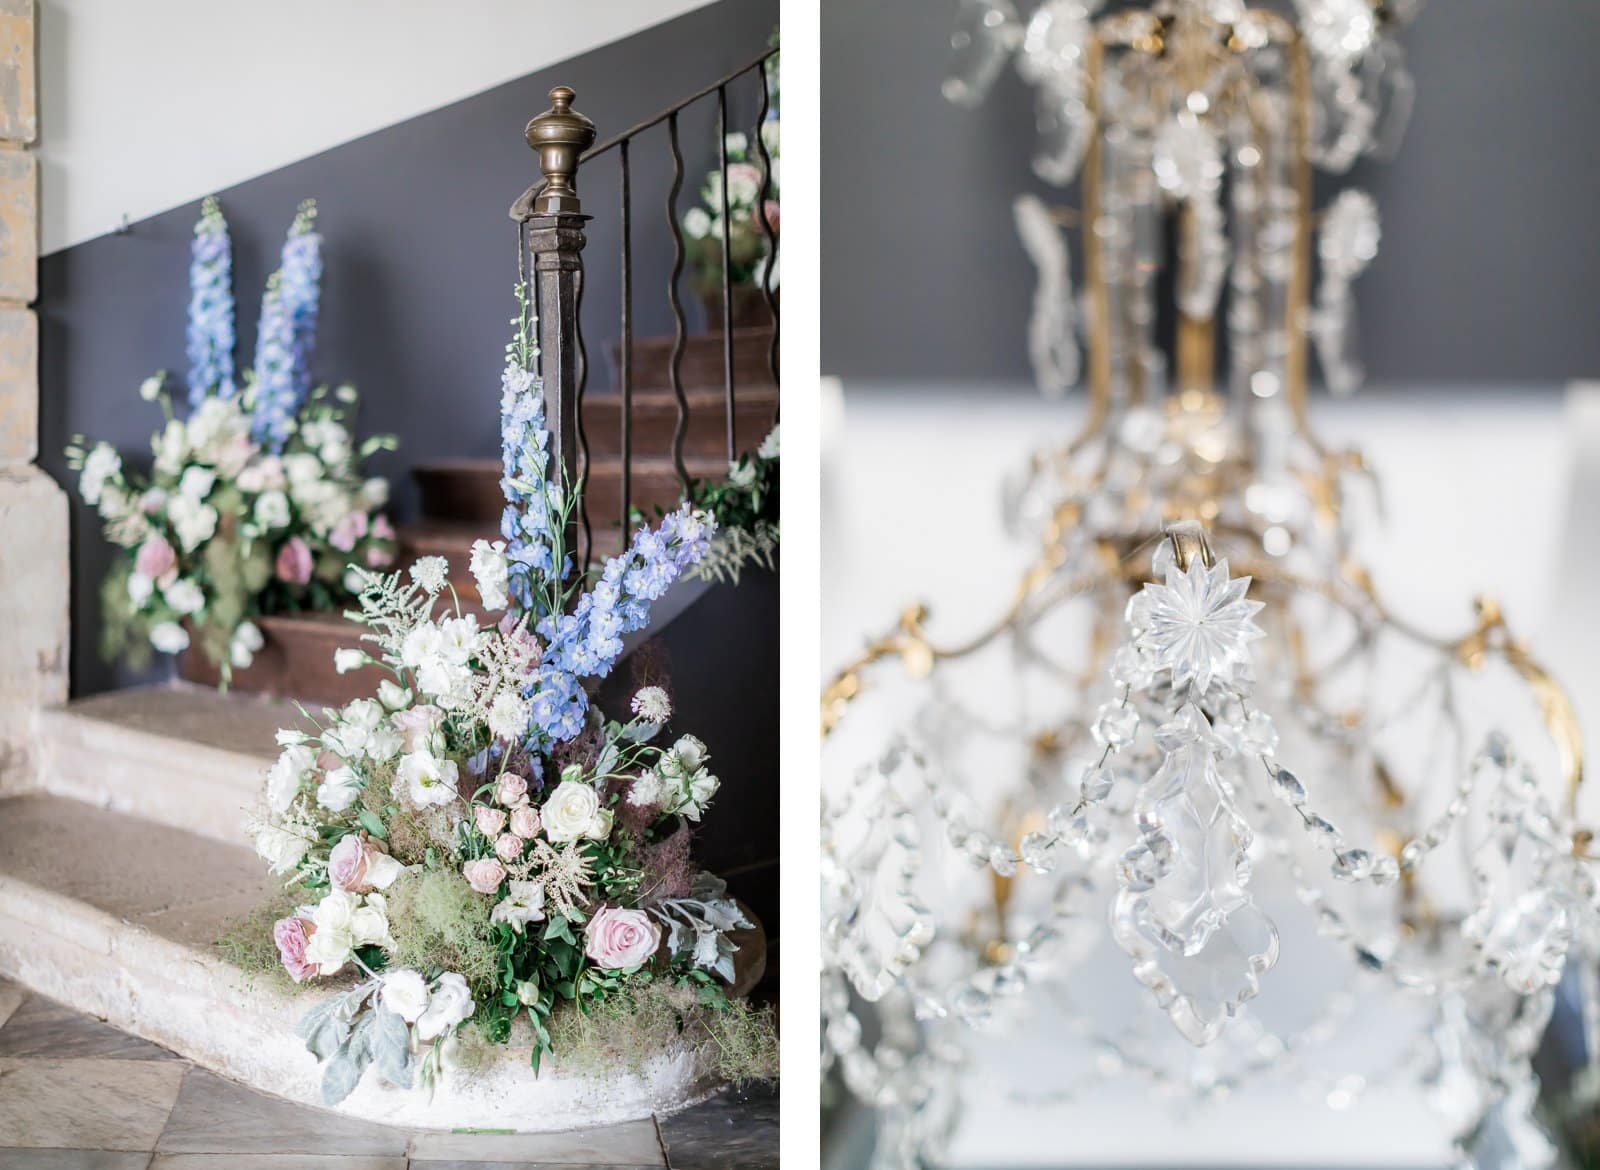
(685, 425, 779, 586)
(250, 286, 771, 1103)
(66, 197, 396, 679)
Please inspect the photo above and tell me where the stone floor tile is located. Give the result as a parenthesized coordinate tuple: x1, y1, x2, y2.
(0, 995, 179, 1061)
(0, 1058, 186, 1150)
(149, 1156, 404, 1169)
(410, 1164, 658, 1170)
(657, 1082, 778, 1170)
(0, 977, 25, 1031)
(0, 1152, 153, 1169)
(153, 1069, 406, 1157)
(406, 1117, 665, 1166)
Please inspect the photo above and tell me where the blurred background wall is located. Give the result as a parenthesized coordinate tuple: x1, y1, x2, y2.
(821, 0, 1600, 387)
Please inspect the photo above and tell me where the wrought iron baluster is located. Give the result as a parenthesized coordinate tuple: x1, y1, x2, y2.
(573, 264, 591, 570)
(717, 83, 735, 464)
(619, 138, 634, 553)
(750, 60, 780, 396)
(666, 112, 692, 494)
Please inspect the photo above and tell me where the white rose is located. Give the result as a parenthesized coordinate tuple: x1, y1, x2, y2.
(683, 771, 720, 820)
(380, 968, 430, 1023)
(396, 750, 459, 808)
(334, 648, 366, 674)
(303, 927, 353, 976)
(254, 490, 291, 530)
(162, 578, 205, 616)
(488, 881, 547, 934)
(179, 466, 216, 501)
(311, 888, 359, 936)
(416, 972, 475, 1041)
(253, 823, 312, 874)
(149, 621, 190, 655)
(672, 735, 708, 772)
(316, 766, 361, 812)
(266, 743, 316, 812)
(542, 779, 608, 843)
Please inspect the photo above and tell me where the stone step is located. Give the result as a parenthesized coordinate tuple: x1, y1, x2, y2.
(0, 792, 712, 1131)
(414, 456, 727, 528)
(605, 328, 779, 394)
(36, 684, 294, 844)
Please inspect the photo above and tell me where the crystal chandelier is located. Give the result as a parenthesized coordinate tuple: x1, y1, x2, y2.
(821, 4, 1600, 1169)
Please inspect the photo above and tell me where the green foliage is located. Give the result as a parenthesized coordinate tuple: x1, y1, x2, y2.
(385, 870, 499, 986)
(212, 889, 306, 993)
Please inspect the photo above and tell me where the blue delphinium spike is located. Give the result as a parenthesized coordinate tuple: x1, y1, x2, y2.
(186, 196, 236, 407)
(251, 201, 322, 452)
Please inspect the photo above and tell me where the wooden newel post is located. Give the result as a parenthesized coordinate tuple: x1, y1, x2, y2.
(519, 85, 595, 569)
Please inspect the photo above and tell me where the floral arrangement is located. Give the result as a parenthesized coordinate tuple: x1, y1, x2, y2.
(250, 287, 766, 1103)
(682, 50, 779, 295)
(66, 197, 397, 677)
(686, 425, 780, 585)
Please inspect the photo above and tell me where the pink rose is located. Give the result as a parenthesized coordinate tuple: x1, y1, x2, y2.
(494, 833, 524, 863)
(474, 806, 508, 837)
(584, 906, 662, 970)
(135, 535, 177, 582)
(509, 805, 540, 839)
(763, 199, 780, 235)
(365, 544, 395, 569)
(273, 917, 317, 983)
(329, 511, 369, 553)
(496, 773, 529, 807)
(393, 705, 443, 753)
(275, 536, 313, 585)
(327, 834, 370, 892)
(372, 515, 396, 541)
(462, 857, 507, 895)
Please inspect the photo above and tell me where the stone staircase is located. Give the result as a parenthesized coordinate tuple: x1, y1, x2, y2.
(0, 684, 717, 1130)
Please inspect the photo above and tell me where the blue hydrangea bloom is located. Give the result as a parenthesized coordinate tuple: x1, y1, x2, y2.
(186, 196, 236, 407)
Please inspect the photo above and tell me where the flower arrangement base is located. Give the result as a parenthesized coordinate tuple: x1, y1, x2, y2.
(178, 612, 387, 708)
(0, 788, 731, 1131)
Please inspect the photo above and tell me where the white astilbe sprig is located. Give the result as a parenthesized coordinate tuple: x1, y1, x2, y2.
(514, 838, 595, 920)
(343, 566, 441, 664)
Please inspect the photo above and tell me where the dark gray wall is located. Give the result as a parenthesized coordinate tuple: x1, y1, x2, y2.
(822, 0, 1600, 386)
(39, 0, 778, 697)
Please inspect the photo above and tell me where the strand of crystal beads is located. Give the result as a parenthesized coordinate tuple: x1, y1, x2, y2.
(1018, 688, 1136, 874)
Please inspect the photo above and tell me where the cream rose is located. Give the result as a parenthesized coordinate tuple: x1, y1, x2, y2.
(583, 906, 662, 970)
(462, 857, 507, 895)
(542, 779, 609, 843)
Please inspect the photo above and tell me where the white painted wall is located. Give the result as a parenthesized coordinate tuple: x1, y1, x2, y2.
(36, 0, 717, 254)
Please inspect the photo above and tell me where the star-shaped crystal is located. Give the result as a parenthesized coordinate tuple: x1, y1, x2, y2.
(1133, 558, 1264, 694)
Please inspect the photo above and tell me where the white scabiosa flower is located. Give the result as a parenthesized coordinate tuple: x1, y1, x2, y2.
(149, 621, 190, 655)
(487, 692, 530, 742)
(630, 686, 672, 724)
(409, 556, 449, 594)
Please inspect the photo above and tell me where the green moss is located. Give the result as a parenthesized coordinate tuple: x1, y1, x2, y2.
(212, 889, 305, 994)
(547, 983, 778, 1085)
(385, 869, 499, 986)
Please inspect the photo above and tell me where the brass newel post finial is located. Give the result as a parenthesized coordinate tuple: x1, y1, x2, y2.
(525, 86, 597, 215)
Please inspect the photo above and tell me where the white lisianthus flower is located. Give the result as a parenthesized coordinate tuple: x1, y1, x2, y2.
(163, 578, 205, 616)
(439, 614, 482, 660)
(334, 648, 366, 674)
(400, 622, 444, 670)
(380, 968, 430, 1023)
(138, 374, 163, 401)
(230, 621, 264, 669)
(252, 822, 313, 875)
(79, 445, 122, 507)
(377, 680, 412, 711)
(684, 207, 712, 240)
(365, 723, 402, 764)
(469, 539, 510, 611)
(416, 972, 475, 1041)
(275, 728, 309, 747)
(542, 779, 610, 843)
(489, 881, 547, 934)
(254, 490, 291, 531)
(757, 424, 779, 461)
(630, 686, 672, 724)
(350, 892, 395, 949)
(179, 466, 216, 501)
(396, 750, 459, 808)
(487, 692, 530, 743)
(409, 556, 449, 594)
(316, 766, 362, 813)
(325, 699, 385, 759)
(127, 572, 155, 607)
(149, 621, 190, 655)
(266, 743, 316, 812)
